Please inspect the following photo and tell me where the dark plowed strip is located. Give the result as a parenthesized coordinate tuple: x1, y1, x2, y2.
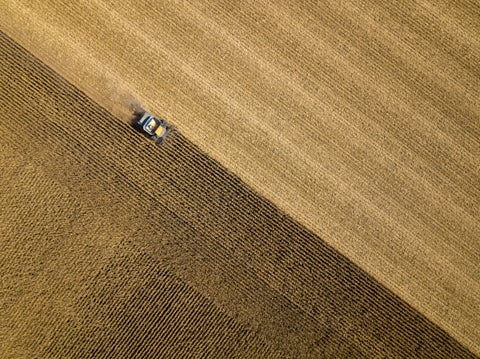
(0, 31, 475, 358)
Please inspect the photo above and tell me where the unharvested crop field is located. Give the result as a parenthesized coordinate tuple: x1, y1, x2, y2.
(1, 0, 479, 357)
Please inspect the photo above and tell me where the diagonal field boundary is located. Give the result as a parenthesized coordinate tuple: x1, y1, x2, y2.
(0, 31, 476, 358)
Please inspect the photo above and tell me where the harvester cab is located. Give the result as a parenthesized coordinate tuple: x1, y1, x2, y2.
(133, 111, 172, 146)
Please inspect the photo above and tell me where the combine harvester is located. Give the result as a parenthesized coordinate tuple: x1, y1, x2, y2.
(132, 110, 173, 146)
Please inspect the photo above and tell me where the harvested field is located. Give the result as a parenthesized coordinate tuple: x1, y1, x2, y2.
(1, 0, 480, 357)
(0, 32, 477, 358)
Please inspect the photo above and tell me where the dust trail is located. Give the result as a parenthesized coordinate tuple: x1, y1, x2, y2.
(95, 76, 145, 123)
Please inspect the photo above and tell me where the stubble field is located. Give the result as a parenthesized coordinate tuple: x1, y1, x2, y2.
(1, 0, 479, 357)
